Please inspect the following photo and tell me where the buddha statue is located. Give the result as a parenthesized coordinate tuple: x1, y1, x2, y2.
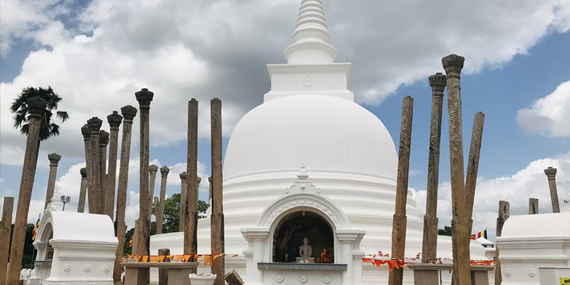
(296, 237, 314, 263)
(317, 248, 331, 263)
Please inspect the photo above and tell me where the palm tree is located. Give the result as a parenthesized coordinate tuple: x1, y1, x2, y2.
(10, 86, 70, 160)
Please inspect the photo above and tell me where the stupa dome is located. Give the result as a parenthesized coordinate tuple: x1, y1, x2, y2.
(223, 94, 398, 181)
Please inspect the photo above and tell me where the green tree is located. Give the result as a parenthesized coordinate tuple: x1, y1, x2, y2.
(10, 86, 70, 160)
(438, 225, 452, 236)
(162, 193, 209, 233)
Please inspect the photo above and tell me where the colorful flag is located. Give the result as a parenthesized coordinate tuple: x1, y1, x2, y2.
(470, 230, 487, 240)
(32, 218, 40, 241)
(129, 236, 133, 246)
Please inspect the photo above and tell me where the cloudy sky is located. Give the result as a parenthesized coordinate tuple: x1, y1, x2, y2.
(1, 0, 569, 242)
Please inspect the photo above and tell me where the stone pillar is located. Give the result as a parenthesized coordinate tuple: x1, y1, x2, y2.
(106, 111, 123, 219)
(44, 153, 62, 209)
(81, 124, 92, 212)
(78, 167, 88, 213)
(544, 167, 560, 213)
(149, 164, 159, 219)
(135, 88, 154, 258)
(465, 112, 485, 236)
(156, 166, 170, 234)
(114, 105, 137, 283)
(179, 172, 188, 232)
(158, 248, 171, 285)
(6, 97, 47, 285)
(495, 201, 510, 285)
(389, 96, 413, 285)
(87, 117, 103, 214)
(208, 176, 213, 204)
(421, 73, 446, 263)
(0, 197, 14, 285)
(210, 98, 225, 285)
(529, 198, 539, 214)
(442, 54, 470, 285)
(99, 130, 109, 215)
(186, 98, 199, 263)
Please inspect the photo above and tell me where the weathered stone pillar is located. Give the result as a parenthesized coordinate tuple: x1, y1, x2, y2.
(421, 73, 446, 263)
(389, 96, 413, 285)
(6, 97, 47, 285)
(113, 105, 137, 283)
(465, 112, 485, 236)
(210, 98, 225, 285)
(442, 54, 471, 285)
(106, 111, 123, 219)
(156, 166, 170, 234)
(149, 164, 159, 219)
(208, 175, 213, 204)
(135, 88, 154, 259)
(78, 167, 88, 213)
(529, 198, 539, 214)
(44, 153, 62, 209)
(495, 201, 510, 285)
(186, 98, 199, 265)
(81, 124, 92, 211)
(179, 172, 188, 232)
(87, 117, 103, 214)
(99, 130, 109, 215)
(158, 248, 171, 285)
(544, 167, 560, 213)
(0, 197, 14, 285)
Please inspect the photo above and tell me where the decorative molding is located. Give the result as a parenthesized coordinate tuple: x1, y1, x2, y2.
(352, 249, 366, 257)
(499, 256, 569, 262)
(103, 265, 111, 273)
(242, 249, 253, 257)
(83, 264, 91, 273)
(504, 269, 512, 277)
(323, 274, 331, 284)
(58, 254, 117, 260)
(303, 77, 314, 87)
(528, 269, 536, 277)
(63, 264, 71, 272)
(276, 273, 284, 283)
(299, 274, 308, 283)
(267, 199, 340, 226)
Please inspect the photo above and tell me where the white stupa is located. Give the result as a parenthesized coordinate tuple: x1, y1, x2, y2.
(150, 1, 489, 284)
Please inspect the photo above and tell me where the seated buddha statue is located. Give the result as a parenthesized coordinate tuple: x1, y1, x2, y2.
(317, 248, 331, 263)
(296, 237, 315, 263)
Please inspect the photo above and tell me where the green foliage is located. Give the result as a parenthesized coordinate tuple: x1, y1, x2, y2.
(10, 86, 69, 141)
(438, 225, 452, 236)
(161, 194, 209, 233)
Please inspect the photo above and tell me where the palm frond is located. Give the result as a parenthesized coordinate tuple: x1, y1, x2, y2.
(56, 111, 69, 122)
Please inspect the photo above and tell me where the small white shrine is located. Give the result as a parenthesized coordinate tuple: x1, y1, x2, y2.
(496, 192, 570, 285)
(29, 194, 118, 285)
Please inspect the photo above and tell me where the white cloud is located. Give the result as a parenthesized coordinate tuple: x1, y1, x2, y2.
(412, 152, 570, 241)
(516, 80, 570, 137)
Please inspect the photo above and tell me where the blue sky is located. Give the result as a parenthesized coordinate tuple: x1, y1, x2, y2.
(1, 0, 569, 237)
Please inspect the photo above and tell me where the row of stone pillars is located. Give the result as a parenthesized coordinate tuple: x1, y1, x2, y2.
(388, 54, 488, 285)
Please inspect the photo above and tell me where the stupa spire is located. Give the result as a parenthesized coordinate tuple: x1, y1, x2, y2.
(284, 0, 337, 64)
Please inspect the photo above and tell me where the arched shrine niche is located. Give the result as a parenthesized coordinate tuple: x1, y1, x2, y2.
(272, 210, 334, 263)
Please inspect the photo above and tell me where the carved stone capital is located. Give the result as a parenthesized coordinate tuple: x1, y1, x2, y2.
(27, 97, 47, 118)
(442, 54, 465, 77)
(135, 88, 154, 108)
(80, 167, 87, 179)
(160, 166, 170, 177)
(99, 130, 109, 147)
(544, 166, 557, 178)
(120, 105, 138, 121)
(149, 164, 159, 173)
(81, 124, 91, 140)
(179, 171, 188, 181)
(87, 117, 103, 133)
(107, 111, 123, 129)
(48, 153, 62, 165)
(428, 72, 447, 94)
